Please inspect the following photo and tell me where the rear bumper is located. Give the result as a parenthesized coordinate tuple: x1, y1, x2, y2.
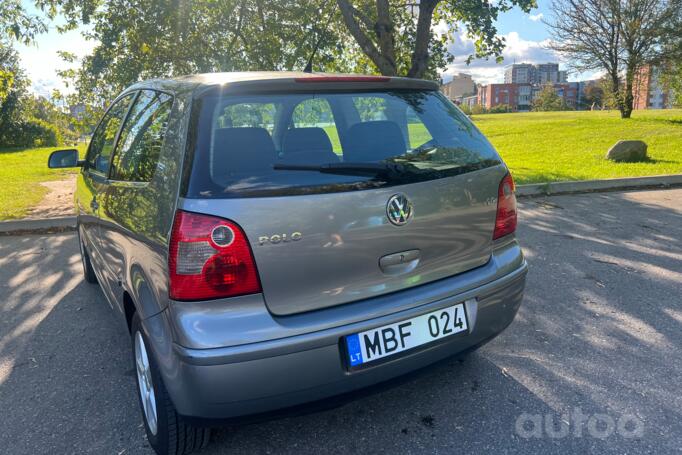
(146, 250, 527, 419)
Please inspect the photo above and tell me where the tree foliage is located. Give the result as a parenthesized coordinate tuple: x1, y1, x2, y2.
(661, 62, 682, 107)
(598, 76, 623, 110)
(0, 0, 47, 44)
(0, 42, 73, 147)
(18, 0, 537, 128)
(581, 83, 605, 109)
(0, 43, 28, 136)
(532, 83, 569, 111)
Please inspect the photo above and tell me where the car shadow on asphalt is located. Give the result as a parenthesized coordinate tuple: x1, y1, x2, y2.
(0, 234, 147, 454)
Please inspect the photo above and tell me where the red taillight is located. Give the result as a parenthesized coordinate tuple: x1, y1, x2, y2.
(493, 173, 517, 240)
(168, 210, 261, 301)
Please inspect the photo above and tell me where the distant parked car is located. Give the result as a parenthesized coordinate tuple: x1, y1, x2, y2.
(49, 72, 527, 455)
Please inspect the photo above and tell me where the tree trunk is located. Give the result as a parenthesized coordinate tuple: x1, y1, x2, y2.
(609, 71, 627, 118)
(336, 0, 440, 78)
(374, 0, 397, 74)
(406, 0, 439, 79)
(336, 0, 398, 76)
(622, 64, 636, 119)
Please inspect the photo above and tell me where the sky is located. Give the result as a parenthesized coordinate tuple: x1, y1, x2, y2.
(15, 0, 596, 97)
(15, 3, 96, 97)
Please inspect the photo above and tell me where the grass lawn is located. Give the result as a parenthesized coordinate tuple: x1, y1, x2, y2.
(472, 109, 682, 184)
(0, 146, 85, 220)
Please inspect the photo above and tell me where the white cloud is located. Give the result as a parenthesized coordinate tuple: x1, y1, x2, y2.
(528, 13, 544, 22)
(441, 31, 564, 84)
(16, 25, 97, 97)
(440, 29, 609, 85)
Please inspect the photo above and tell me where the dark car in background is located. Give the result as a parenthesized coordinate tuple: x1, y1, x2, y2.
(49, 72, 527, 455)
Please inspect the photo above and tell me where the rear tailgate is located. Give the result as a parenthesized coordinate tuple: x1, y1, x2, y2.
(180, 165, 505, 315)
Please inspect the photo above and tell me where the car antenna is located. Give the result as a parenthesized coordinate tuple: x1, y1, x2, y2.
(303, 0, 338, 73)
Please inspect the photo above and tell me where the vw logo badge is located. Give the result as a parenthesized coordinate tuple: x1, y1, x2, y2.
(386, 194, 413, 226)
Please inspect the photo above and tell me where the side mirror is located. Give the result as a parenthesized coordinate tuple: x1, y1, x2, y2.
(48, 149, 82, 168)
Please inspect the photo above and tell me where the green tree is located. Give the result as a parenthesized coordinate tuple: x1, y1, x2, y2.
(0, 42, 28, 137)
(581, 84, 604, 110)
(0, 42, 73, 147)
(546, 0, 682, 119)
(598, 76, 621, 110)
(23, 0, 537, 121)
(661, 62, 682, 107)
(532, 84, 569, 112)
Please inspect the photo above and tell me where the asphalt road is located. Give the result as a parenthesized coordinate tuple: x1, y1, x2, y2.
(1, 188, 681, 454)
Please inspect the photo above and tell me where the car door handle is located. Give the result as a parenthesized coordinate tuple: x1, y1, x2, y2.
(91, 199, 99, 211)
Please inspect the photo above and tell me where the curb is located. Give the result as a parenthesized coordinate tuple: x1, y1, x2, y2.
(0, 216, 76, 236)
(516, 174, 682, 198)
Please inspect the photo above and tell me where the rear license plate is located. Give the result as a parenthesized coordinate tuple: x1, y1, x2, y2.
(345, 303, 468, 367)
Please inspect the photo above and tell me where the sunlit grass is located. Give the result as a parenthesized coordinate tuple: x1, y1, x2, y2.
(0, 146, 85, 220)
(471, 109, 682, 184)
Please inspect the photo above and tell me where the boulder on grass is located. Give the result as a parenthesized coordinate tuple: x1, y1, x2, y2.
(606, 140, 648, 162)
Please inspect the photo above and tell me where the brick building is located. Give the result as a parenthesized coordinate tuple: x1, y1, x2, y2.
(633, 65, 672, 110)
(477, 82, 578, 111)
(477, 83, 528, 111)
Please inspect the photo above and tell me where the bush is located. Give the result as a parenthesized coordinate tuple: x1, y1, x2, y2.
(467, 104, 512, 114)
(489, 104, 513, 113)
(470, 104, 488, 115)
(0, 118, 63, 148)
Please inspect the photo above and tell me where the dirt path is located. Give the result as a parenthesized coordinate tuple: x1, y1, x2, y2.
(25, 176, 76, 219)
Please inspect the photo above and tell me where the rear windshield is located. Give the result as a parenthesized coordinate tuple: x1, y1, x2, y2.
(184, 89, 501, 198)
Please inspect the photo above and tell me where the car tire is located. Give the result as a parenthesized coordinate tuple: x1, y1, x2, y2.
(131, 313, 211, 455)
(78, 231, 98, 284)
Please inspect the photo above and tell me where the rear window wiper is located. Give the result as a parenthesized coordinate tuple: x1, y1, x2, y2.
(272, 162, 411, 178)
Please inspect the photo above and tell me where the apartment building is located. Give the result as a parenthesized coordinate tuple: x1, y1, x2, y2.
(505, 63, 567, 85)
(440, 73, 476, 100)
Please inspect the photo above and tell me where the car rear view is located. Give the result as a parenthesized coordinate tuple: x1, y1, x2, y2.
(154, 73, 526, 452)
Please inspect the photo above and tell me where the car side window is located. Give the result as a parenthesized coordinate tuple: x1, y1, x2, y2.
(352, 96, 389, 121)
(406, 106, 433, 149)
(109, 90, 173, 182)
(214, 102, 280, 138)
(291, 98, 341, 154)
(85, 94, 135, 175)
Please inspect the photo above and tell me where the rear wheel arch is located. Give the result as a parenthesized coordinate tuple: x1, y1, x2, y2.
(129, 264, 167, 319)
(123, 291, 136, 333)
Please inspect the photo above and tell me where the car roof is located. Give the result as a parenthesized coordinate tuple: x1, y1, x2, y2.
(125, 71, 439, 95)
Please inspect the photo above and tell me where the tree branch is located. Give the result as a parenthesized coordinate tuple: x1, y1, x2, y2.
(336, 0, 396, 75)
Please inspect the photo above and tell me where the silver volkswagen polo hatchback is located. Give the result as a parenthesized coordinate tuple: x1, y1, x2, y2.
(49, 72, 527, 454)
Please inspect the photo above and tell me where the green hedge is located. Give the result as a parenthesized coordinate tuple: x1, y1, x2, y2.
(0, 118, 63, 148)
